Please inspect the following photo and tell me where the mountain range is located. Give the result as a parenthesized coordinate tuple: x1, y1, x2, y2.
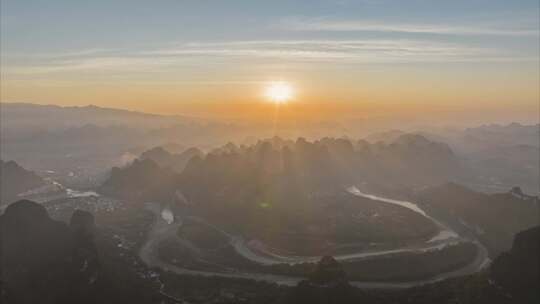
(103, 135, 462, 204)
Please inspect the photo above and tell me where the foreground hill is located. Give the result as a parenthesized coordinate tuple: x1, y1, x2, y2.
(0, 200, 166, 304)
(490, 225, 540, 303)
(279, 225, 539, 304)
(0, 160, 45, 205)
(2, 198, 536, 303)
(0, 200, 99, 303)
(417, 183, 539, 256)
(277, 256, 374, 304)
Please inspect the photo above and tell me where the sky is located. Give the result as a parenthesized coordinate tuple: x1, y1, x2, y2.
(1, 0, 539, 122)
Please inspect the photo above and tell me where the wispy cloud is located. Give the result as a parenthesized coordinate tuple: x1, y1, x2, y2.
(279, 18, 540, 36)
(1, 56, 181, 75)
(1, 39, 535, 76)
(43, 39, 529, 60)
(141, 39, 508, 63)
(2, 48, 116, 60)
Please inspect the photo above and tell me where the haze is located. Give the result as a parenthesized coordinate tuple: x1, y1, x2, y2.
(1, 0, 539, 124)
(1, 1, 539, 304)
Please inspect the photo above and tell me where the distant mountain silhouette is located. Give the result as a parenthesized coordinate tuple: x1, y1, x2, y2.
(365, 129, 406, 144)
(461, 123, 540, 150)
(140, 146, 203, 173)
(364, 123, 540, 194)
(0, 160, 45, 205)
(99, 158, 181, 203)
(0, 102, 191, 132)
(0, 103, 240, 182)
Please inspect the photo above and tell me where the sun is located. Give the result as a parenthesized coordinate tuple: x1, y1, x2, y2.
(264, 81, 294, 104)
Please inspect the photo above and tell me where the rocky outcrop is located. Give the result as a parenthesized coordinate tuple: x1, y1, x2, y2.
(279, 256, 363, 304)
(418, 183, 539, 256)
(308, 256, 348, 286)
(69, 210, 100, 287)
(0, 160, 44, 205)
(0, 200, 100, 304)
(490, 226, 540, 303)
(509, 186, 538, 201)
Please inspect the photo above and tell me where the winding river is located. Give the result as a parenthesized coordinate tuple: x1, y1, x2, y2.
(139, 187, 490, 288)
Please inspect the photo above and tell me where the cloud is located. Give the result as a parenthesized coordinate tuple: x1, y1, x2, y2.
(1, 56, 180, 75)
(280, 18, 540, 36)
(1, 39, 535, 76)
(143, 39, 499, 62)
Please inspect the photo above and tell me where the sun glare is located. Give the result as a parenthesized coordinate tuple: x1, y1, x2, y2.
(265, 81, 294, 104)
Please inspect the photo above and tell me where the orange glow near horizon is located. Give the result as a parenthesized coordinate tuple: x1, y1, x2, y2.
(0, 64, 538, 125)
